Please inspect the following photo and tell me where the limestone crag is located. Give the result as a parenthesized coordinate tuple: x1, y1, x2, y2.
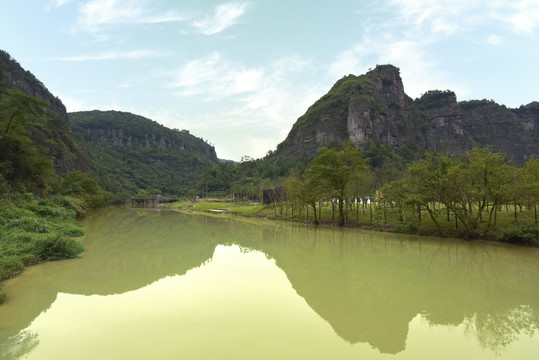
(274, 65, 538, 164)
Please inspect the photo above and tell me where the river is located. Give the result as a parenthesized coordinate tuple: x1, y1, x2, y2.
(0, 208, 538, 359)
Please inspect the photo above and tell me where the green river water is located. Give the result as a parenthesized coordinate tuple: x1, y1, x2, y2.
(0, 208, 538, 359)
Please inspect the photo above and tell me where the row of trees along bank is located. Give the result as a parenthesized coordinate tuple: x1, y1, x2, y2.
(265, 145, 538, 245)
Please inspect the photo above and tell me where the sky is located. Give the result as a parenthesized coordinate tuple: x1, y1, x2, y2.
(1, 0, 538, 161)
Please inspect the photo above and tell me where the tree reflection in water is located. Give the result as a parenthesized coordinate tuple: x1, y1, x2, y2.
(0, 209, 538, 358)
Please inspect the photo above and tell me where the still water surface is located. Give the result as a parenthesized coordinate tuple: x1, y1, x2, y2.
(0, 208, 538, 359)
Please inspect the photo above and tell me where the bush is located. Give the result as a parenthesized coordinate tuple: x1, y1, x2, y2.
(502, 223, 539, 246)
(59, 223, 85, 237)
(393, 221, 420, 234)
(6, 216, 49, 233)
(32, 234, 84, 261)
(58, 170, 110, 208)
(0, 255, 25, 281)
(0, 287, 6, 304)
(53, 195, 87, 218)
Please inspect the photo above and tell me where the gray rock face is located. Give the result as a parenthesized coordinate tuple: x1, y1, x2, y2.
(275, 65, 538, 164)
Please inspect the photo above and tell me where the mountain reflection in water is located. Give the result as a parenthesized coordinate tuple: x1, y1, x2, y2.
(0, 208, 538, 359)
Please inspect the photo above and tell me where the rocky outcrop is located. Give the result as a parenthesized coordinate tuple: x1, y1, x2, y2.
(83, 127, 187, 150)
(274, 65, 538, 164)
(276, 65, 429, 158)
(0, 50, 88, 174)
(0, 50, 67, 119)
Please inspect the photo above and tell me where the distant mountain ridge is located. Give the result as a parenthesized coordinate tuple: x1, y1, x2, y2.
(1, 49, 219, 197)
(69, 110, 219, 196)
(274, 65, 538, 164)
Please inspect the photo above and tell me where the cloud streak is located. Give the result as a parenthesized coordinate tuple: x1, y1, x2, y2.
(50, 49, 170, 61)
(77, 0, 189, 34)
(171, 52, 263, 99)
(192, 2, 249, 35)
(76, 0, 249, 36)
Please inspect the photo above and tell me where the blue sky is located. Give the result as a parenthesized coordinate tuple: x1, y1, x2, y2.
(1, 0, 538, 160)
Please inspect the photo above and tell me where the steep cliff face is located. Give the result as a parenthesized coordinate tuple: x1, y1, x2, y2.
(346, 65, 427, 148)
(69, 110, 219, 195)
(0, 50, 67, 119)
(512, 102, 539, 132)
(274, 65, 538, 164)
(276, 65, 428, 158)
(0, 50, 88, 174)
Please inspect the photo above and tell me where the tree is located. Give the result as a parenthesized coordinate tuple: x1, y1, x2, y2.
(406, 152, 457, 229)
(59, 170, 110, 208)
(447, 148, 513, 236)
(521, 157, 539, 225)
(1, 90, 47, 135)
(305, 145, 368, 226)
(403, 148, 515, 238)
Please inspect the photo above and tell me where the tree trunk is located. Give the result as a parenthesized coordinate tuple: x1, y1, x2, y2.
(4, 114, 16, 135)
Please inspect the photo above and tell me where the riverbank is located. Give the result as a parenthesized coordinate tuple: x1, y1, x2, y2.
(0, 195, 86, 303)
(164, 198, 539, 246)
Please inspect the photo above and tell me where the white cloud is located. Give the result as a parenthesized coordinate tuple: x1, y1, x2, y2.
(487, 34, 504, 45)
(164, 53, 322, 159)
(50, 0, 72, 7)
(79, 0, 143, 28)
(51, 49, 170, 61)
(192, 2, 249, 35)
(77, 0, 188, 34)
(172, 52, 264, 99)
(498, 0, 539, 35)
(391, 0, 539, 36)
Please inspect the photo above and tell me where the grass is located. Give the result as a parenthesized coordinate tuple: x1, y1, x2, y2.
(0, 195, 85, 303)
(177, 198, 538, 246)
(164, 197, 268, 217)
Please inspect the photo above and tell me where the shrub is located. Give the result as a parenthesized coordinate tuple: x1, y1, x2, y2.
(59, 223, 85, 237)
(32, 235, 84, 261)
(7, 217, 49, 233)
(393, 221, 420, 234)
(52, 195, 87, 218)
(502, 223, 539, 246)
(0, 255, 25, 281)
(0, 288, 6, 304)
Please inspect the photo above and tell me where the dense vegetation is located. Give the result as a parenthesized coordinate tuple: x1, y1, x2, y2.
(0, 51, 87, 195)
(193, 143, 538, 246)
(0, 51, 109, 302)
(69, 110, 220, 199)
(0, 195, 86, 303)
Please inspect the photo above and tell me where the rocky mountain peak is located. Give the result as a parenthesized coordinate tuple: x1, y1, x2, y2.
(273, 64, 538, 164)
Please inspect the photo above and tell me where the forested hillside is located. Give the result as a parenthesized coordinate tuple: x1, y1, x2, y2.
(0, 50, 88, 195)
(69, 110, 219, 198)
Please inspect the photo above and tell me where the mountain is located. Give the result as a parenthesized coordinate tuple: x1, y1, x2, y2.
(0, 50, 88, 193)
(273, 65, 538, 164)
(69, 110, 219, 196)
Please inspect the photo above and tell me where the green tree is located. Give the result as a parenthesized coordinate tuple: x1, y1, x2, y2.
(521, 157, 539, 225)
(59, 170, 110, 208)
(1, 90, 47, 135)
(403, 148, 515, 237)
(448, 148, 513, 236)
(305, 145, 368, 226)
